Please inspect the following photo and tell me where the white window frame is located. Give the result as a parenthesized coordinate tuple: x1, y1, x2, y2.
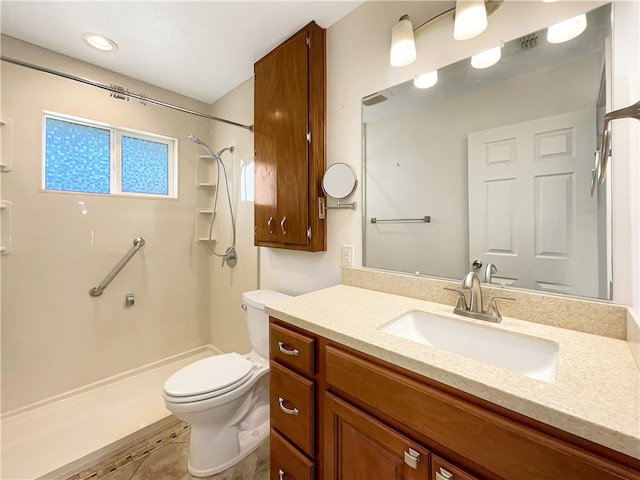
(42, 111, 178, 198)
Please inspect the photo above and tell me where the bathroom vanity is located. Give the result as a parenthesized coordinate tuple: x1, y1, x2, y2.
(267, 280, 640, 480)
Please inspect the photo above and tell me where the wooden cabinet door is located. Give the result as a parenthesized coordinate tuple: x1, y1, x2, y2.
(254, 28, 309, 247)
(324, 392, 430, 480)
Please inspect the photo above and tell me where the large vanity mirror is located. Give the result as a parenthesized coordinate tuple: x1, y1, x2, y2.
(363, 3, 612, 300)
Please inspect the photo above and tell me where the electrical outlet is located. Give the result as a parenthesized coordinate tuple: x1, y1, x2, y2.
(342, 245, 354, 268)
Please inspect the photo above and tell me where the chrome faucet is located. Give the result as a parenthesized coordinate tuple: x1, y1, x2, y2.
(444, 271, 515, 323)
(482, 263, 497, 284)
(462, 271, 483, 312)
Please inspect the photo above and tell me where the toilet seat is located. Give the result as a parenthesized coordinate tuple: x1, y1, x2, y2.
(163, 353, 254, 404)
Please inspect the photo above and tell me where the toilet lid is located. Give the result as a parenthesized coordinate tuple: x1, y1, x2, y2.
(163, 353, 253, 398)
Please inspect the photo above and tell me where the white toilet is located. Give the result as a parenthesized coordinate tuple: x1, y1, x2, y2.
(163, 289, 290, 477)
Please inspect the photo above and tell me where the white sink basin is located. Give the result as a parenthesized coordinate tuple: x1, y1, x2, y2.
(378, 310, 558, 383)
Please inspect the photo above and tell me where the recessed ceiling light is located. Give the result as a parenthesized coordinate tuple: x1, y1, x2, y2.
(82, 33, 118, 52)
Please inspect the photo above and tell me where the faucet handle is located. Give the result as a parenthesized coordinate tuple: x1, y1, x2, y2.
(444, 287, 468, 311)
(485, 295, 515, 322)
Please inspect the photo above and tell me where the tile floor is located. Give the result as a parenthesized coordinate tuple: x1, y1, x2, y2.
(65, 421, 270, 480)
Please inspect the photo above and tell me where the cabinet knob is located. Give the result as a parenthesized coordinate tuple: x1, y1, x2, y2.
(278, 396, 300, 415)
(268, 216, 275, 234)
(280, 216, 287, 235)
(278, 469, 285, 480)
(278, 341, 300, 357)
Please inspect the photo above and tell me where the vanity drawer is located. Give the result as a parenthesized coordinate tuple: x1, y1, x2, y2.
(270, 361, 315, 457)
(270, 322, 315, 376)
(432, 455, 480, 480)
(271, 428, 315, 480)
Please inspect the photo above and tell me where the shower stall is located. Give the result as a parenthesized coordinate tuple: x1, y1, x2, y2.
(0, 36, 256, 479)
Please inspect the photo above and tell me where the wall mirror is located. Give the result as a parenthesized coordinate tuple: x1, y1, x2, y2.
(363, 3, 612, 300)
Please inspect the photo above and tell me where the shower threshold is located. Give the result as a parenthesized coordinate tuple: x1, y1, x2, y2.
(1, 347, 215, 480)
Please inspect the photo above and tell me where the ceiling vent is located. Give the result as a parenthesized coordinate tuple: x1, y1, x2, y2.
(363, 90, 392, 107)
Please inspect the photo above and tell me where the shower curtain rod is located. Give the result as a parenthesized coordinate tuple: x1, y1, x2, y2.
(1, 56, 254, 132)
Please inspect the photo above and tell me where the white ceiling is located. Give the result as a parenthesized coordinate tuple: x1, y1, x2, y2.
(1, 1, 363, 104)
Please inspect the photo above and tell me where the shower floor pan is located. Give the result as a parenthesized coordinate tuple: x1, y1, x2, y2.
(1, 347, 214, 480)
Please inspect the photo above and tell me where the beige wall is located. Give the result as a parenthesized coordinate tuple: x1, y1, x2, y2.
(1, 36, 212, 412)
(209, 79, 258, 354)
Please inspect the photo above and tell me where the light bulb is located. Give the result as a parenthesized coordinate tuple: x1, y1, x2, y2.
(414, 70, 438, 89)
(471, 45, 502, 69)
(454, 0, 488, 41)
(390, 16, 417, 67)
(547, 14, 587, 44)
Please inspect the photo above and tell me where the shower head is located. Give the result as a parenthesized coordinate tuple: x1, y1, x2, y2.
(188, 134, 204, 145)
(188, 134, 234, 160)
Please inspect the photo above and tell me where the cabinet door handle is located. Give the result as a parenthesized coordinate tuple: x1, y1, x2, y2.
(404, 448, 421, 469)
(436, 467, 454, 480)
(278, 469, 285, 480)
(278, 341, 300, 357)
(278, 396, 300, 415)
(267, 216, 274, 234)
(280, 216, 287, 235)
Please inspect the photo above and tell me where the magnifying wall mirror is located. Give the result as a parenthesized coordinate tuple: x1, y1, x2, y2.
(322, 163, 358, 210)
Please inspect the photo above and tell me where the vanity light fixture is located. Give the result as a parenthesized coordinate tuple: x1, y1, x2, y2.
(546, 14, 587, 44)
(390, 1, 503, 67)
(414, 70, 438, 89)
(454, 0, 488, 41)
(390, 15, 417, 67)
(82, 33, 118, 52)
(470, 43, 502, 69)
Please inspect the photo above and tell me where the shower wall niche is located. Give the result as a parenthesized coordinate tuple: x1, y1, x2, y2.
(196, 153, 219, 242)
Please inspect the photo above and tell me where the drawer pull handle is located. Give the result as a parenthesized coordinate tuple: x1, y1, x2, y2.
(278, 469, 285, 480)
(278, 397, 300, 415)
(278, 341, 300, 357)
(268, 217, 275, 234)
(280, 216, 287, 235)
(404, 448, 421, 469)
(436, 467, 454, 480)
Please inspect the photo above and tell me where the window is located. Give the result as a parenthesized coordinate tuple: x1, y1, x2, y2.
(43, 112, 177, 198)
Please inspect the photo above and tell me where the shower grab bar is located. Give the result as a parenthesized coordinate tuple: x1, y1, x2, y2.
(89, 237, 145, 297)
(370, 216, 431, 224)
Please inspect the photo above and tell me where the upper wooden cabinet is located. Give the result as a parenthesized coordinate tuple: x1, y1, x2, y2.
(254, 22, 326, 251)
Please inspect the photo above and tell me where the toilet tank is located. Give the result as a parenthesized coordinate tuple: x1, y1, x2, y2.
(242, 289, 291, 358)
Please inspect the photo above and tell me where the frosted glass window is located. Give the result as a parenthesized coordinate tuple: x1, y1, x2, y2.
(43, 112, 177, 198)
(45, 117, 111, 194)
(122, 136, 169, 195)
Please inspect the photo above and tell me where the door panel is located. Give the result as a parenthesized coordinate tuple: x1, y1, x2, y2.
(468, 110, 598, 297)
(254, 31, 309, 246)
(324, 392, 429, 480)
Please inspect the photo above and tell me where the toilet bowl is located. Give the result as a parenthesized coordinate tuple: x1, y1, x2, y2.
(163, 289, 290, 477)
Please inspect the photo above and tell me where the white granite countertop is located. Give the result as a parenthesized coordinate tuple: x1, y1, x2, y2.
(266, 284, 640, 460)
